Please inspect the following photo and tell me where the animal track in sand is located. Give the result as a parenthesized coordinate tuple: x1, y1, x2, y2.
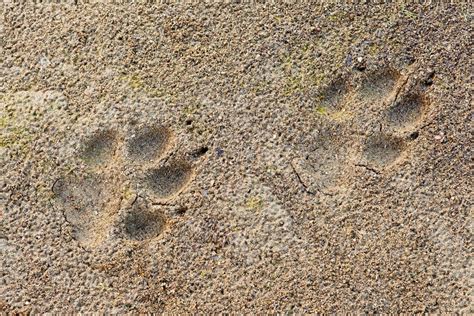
(53, 125, 198, 248)
(296, 66, 430, 192)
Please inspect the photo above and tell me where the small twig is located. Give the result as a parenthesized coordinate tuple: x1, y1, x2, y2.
(151, 201, 175, 207)
(318, 187, 335, 197)
(392, 75, 410, 105)
(130, 193, 139, 206)
(392, 66, 417, 105)
(162, 142, 185, 166)
(418, 120, 435, 131)
(290, 161, 316, 195)
(355, 163, 381, 175)
(51, 178, 61, 194)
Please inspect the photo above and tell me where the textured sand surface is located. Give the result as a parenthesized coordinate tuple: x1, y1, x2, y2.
(1, 3, 472, 313)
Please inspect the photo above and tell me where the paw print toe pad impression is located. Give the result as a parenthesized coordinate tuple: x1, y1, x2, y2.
(127, 126, 172, 161)
(363, 135, 404, 166)
(124, 204, 166, 241)
(319, 77, 348, 110)
(145, 161, 193, 199)
(80, 130, 118, 165)
(360, 68, 400, 99)
(386, 93, 425, 128)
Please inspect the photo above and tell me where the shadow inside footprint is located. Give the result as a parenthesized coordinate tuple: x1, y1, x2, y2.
(80, 130, 118, 165)
(386, 93, 425, 129)
(123, 203, 166, 241)
(145, 161, 193, 199)
(127, 126, 171, 161)
(362, 135, 404, 167)
(359, 68, 400, 101)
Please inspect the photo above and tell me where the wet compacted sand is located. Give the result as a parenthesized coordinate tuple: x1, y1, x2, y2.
(0, 3, 472, 313)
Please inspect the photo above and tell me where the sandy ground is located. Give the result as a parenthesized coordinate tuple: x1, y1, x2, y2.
(1, 2, 472, 313)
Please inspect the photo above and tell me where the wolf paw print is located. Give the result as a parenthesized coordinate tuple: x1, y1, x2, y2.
(294, 66, 430, 193)
(53, 126, 196, 248)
